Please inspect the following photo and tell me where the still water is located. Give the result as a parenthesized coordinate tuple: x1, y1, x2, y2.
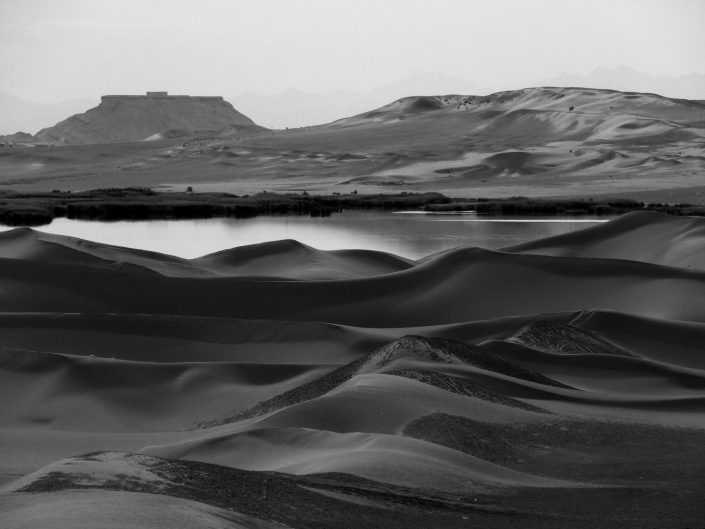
(16, 211, 609, 260)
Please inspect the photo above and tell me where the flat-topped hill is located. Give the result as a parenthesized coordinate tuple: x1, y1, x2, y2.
(33, 92, 262, 144)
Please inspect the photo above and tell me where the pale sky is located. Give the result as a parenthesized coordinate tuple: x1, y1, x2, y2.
(1, 0, 704, 102)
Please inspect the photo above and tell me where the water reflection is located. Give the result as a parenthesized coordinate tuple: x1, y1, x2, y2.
(4, 211, 609, 260)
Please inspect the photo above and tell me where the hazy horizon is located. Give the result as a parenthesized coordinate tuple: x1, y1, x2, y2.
(2, 0, 704, 104)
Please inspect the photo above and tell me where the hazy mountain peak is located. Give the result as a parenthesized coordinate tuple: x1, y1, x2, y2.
(540, 66, 705, 99)
(0, 91, 98, 135)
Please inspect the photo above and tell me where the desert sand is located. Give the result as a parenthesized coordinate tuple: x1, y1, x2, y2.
(0, 210, 705, 528)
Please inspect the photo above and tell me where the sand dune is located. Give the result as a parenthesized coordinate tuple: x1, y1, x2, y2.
(193, 239, 414, 279)
(3, 227, 705, 325)
(3, 451, 569, 529)
(3, 213, 705, 528)
(0, 491, 262, 529)
(0, 228, 411, 280)
(141, 328, 705, 496)
(0, 347, 331, 432)
(506, 210, 705, 270)
(143, 427, 573, 494)
(0, 312, 389, 363)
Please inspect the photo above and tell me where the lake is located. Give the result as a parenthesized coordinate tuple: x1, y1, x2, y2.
(5, 211, 610, 260)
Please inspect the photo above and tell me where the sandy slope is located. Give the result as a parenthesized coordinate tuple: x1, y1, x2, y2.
(2, 212, 705, 528)
(0, 491, 266, 529)
(0, 347, 332, 432)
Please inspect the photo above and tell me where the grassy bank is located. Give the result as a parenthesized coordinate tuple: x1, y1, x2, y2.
(0, 188, 449, 226)
(0, 188, 703, 226)
(423, 197, 705, 216)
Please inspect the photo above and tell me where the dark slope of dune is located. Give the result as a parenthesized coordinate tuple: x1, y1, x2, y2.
(3, 213, 705, 528)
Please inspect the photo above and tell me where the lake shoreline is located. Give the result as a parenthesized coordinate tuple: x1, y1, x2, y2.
(0, 188, 702, 227)
(3, 210, 609, 260)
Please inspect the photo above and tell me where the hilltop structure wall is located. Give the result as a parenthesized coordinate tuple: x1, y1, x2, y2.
(101, 92, 224, 104)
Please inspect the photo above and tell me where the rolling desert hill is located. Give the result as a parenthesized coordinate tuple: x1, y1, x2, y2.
(1, 212, 705, 528)
(1, 86, 704, 200)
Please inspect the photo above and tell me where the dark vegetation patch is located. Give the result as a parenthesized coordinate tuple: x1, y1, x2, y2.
(0, 189, 448, 226)
(0, 188, 703, 226)
(425, 197, 647, 216)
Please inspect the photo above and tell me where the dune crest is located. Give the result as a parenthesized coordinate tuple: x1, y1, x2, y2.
(193, 239, 415, 279)
(506, 210, 705, 270)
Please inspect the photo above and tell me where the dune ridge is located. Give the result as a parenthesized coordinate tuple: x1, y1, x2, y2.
(0, 228, 412, 280)
(506, 210, 705, 270)
(3, 228, 705, 326)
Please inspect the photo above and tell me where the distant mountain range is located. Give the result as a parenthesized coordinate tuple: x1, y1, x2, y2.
(0, 91, 97, 135)
(230, 72, 481, 129)
(539, 66, 705, 100)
